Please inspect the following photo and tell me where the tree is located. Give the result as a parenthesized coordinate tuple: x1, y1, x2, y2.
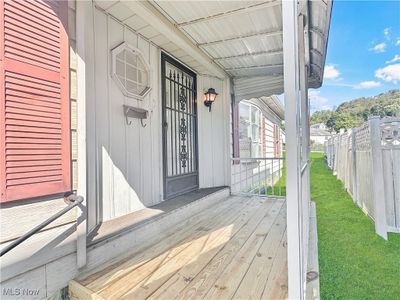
(384, 103, 400, 116)
(310, 110, 334, 125)
(330, 113, 362, 131)
(310, 89, 400, 131)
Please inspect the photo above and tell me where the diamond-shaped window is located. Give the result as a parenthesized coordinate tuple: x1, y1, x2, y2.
(111, 43, 151, 99)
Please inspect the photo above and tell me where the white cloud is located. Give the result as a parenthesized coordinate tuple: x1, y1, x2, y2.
(323, 65, 340, 80)
(324, 80, 383, 89)
(369, 42, 386, 53)
(384, 28, 391, 40)
(396, 38, 400, 46)
(375, 63, 400, 84)
(353, 81, 382, 89)
(308, 90, 333, 112)
(386, 54, 400, 64)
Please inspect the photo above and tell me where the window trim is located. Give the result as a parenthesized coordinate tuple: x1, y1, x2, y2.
(111, 42, 151, 100)
(239, 101, 264, 158)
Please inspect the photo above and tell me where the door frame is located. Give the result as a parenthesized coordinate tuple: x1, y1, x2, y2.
(161, 52, 199, 200)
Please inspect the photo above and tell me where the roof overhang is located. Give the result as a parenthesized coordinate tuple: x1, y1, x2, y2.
(247, 95, 285, 125)
(95, 0, 332, 99)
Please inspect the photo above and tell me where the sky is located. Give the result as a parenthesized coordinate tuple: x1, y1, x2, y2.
(309, 0, 400, 113)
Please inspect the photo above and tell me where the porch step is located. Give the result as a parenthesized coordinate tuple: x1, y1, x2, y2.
(88, 187, 230, 246)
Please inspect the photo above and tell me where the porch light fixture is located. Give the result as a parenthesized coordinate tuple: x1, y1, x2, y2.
(204, 88, 218, 112)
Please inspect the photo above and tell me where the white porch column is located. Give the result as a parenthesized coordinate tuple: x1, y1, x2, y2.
(282, 0, 305, 299)
(76, 0, 89, 268)
(298, 11, 310, 297)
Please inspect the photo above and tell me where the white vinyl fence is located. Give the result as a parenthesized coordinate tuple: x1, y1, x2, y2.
(325, 117, 400, 239)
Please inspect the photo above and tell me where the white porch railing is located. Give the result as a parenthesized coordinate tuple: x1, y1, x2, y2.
(231, 157, 285, 197)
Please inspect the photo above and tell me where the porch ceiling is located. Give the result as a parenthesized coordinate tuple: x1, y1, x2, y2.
(94, 0, 332, 98)
(153, 0, 284, 78)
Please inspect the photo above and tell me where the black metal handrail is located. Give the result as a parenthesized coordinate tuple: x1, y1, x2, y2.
(0, 194, 84, 257)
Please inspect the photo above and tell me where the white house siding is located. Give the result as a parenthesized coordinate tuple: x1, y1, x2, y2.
(197, 75, 231, 188)
(86, 7, 231, 225)
(85, 8, 162, 224)
(265, 118, 275, 157)
(264, 118, 283, 173)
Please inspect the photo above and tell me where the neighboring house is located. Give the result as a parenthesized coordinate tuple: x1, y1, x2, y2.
(311, 123, 327, 130)
(0, 1, 332, 299)
(231, 97, 285, 194)
(238, 96, 284, 159)
(310, 123, 332, 145)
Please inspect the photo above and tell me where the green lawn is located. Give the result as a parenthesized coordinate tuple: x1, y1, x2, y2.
(310, 152, 400, 300)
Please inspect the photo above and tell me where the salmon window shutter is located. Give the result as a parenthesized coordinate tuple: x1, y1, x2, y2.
(0, 0, 70, 202)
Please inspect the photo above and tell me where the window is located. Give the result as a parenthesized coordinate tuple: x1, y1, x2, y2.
(111, 43, 151, 99)
(239, 102, 263, 158)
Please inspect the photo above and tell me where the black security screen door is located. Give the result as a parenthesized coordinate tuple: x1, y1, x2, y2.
(161, 53, 198, 199)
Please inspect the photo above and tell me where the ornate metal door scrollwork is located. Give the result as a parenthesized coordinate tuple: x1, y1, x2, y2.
(162, 54, 198, 199)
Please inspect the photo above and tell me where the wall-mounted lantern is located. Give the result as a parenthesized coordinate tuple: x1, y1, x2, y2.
(204, 88, 218, 112)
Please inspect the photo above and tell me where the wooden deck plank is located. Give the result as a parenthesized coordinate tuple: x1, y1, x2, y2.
(89, 199, 255, 298)
(232, 206, 287, 300)
(146, 198, 278, 300)
(104, 198, 270, 299)
(175, 200, 285, 300)
(78, 196, 248, 289)
(203, 200, 285, 300)
(261, 232, 288, 300)
(69, 280, 105, 300)
(70, 197, 288, 300)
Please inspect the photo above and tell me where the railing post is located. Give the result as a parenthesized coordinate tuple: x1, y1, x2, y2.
(369, 117, 388, 240)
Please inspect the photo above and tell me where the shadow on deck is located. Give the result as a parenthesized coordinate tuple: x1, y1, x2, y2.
(70, 196, 288, 300)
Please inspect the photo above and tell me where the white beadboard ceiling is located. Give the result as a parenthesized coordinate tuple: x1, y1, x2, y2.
(94, 0, 332, 99)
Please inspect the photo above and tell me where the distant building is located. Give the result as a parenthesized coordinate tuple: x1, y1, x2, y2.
(310, 123, 332, 145)
(311, 123, 327, 130)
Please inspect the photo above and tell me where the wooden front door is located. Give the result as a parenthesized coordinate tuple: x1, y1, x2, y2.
(161, 53, 198, 199)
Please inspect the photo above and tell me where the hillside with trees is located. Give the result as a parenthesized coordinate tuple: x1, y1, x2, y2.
(310, 89, 400, 132)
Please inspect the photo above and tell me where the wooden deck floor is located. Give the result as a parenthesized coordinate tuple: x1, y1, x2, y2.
(70, 196, 287, 300)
